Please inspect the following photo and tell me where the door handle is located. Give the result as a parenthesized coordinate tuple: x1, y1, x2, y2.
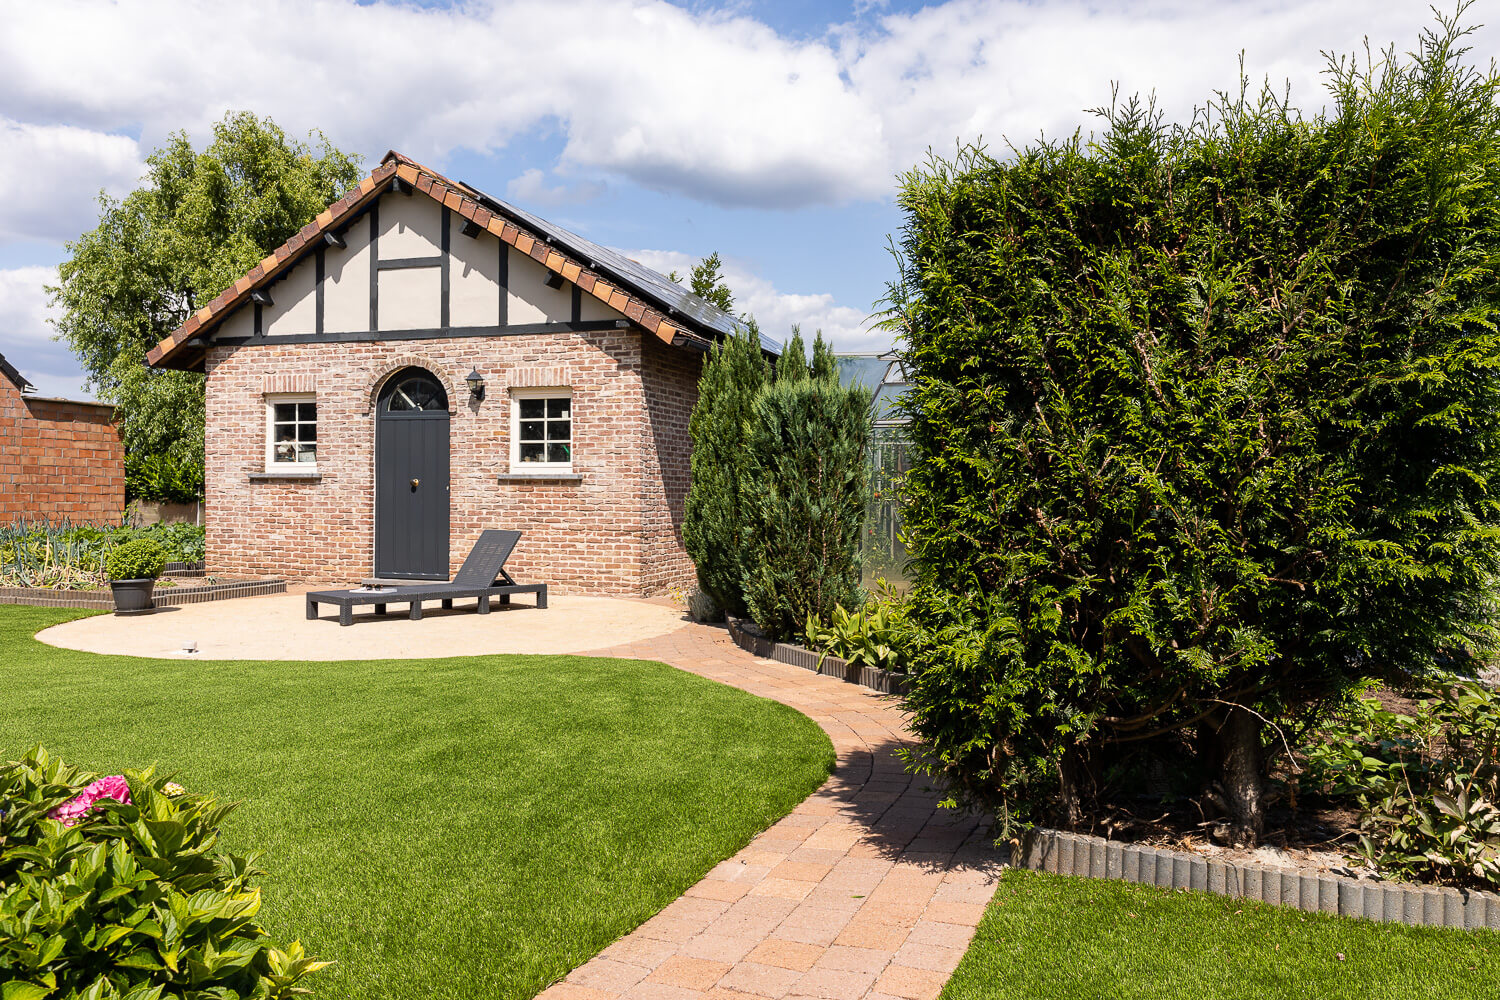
(410, 478, 420, 489)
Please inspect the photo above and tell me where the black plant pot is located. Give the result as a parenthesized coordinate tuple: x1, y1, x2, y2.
(110, 578, 157, 614)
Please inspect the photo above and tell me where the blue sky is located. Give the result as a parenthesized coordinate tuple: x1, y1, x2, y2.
(0, 0, 1477, 398)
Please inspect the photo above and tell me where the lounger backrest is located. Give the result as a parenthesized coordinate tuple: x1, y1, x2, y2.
(451, 529, 522, 587)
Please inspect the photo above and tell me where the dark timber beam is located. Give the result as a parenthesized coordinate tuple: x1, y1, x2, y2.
(376, 256, 444, 270)
(210, 320, 626, 347)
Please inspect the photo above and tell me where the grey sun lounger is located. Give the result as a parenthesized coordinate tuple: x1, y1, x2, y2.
(305, 529, 547, 626)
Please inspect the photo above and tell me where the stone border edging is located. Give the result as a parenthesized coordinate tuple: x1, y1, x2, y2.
(0, 577, 286, 610)
(727, 618, 908, 695)
(1018, 827, 1500, 931)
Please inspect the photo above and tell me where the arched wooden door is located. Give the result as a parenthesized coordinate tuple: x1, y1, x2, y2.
(375, 367, 450, 580)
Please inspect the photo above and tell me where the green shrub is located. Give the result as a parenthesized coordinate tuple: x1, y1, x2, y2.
(682, 323, 769, 617)
(105, 539, 166, 581)
(0, 746, 329, 999)
(804, 582, 916, 673)
(885, 14, 1500, 841)
(1303, 682, 1500, 889)
(124, 453, 204, 505)
(741, 375, 872, 640)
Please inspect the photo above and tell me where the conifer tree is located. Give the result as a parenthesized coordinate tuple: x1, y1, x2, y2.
(811, 330, 839, 383)
(741, 377, 873, 640)
(775, 326, 809, 382)
(682, 321, 767, 617)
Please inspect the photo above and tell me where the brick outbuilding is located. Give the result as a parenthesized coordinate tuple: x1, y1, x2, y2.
(147, 152, 769, 595)
(0, 355, 124, 524)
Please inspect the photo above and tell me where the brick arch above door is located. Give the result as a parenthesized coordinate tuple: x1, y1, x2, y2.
(364, 354, 461, 415)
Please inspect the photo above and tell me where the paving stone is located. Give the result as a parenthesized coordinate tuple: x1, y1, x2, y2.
(716, 962, 804, 998)
(790, 966, 879, 998)
(646, 955, 732, 991)
(745, 939, 825, 972)
(873, 964, 951, 1000)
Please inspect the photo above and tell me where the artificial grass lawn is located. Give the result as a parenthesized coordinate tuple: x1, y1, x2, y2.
(0, 605, 834, 1000)
(942, 869, 1500, 1000)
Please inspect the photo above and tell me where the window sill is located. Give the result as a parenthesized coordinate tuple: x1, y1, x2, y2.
(496, 472, 583, 483)
(249, 470, 323, 481)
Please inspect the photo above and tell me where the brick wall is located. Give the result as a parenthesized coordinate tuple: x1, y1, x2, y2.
(639, 335, 702, 595)
(0, 376, 125, 524)
(204, 329, 701, 596)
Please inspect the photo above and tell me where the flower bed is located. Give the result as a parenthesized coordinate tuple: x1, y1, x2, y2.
(0, 519, 206, 590)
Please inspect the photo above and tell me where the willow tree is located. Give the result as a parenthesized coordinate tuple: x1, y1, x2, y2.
(51, 111, 361, 495)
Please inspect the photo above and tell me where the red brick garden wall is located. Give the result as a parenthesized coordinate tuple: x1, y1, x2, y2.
(0, 376, 124, 524)
(203, 329, 700, 596)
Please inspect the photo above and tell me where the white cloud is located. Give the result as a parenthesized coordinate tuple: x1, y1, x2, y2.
(0, 0, 1468, 222)
(0, 119, 141, 242)
(629, 248, 883, 351)
(506, 169, 608, 206)
(0, 265, 95, 399)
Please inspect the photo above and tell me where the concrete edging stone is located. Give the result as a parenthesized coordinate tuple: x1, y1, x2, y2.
(0, 577, 286, 610)
(727, 618, 908, 695)
(1019, 827, 1500, 931)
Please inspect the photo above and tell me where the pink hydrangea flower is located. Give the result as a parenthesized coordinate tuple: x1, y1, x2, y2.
(49, 775, 131, 827)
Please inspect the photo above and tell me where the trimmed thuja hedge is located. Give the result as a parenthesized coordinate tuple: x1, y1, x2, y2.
(684, 325, 870, 639)
(885, 15, 1500, 844)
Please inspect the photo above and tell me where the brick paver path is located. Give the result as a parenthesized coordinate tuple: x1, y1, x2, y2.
(542, 620, 1002, 1000)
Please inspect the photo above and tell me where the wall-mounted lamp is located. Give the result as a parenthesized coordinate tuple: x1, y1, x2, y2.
(465, 367, 486, 401)
(544, 270, 565, 289)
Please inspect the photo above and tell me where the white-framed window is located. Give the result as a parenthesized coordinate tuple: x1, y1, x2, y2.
(265, 393, 318, 471)
(510, 388, 572, 472)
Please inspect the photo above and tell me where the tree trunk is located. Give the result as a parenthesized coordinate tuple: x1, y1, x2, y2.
(1056, 747, 1085, 829)
(1217, 707, 1265, 845)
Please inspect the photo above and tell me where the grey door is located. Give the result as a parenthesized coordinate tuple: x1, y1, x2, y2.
(375, 368, 450, 580)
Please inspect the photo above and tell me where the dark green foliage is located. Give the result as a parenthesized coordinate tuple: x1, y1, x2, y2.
(811, 331, 839, 383)
(124, 453, 204, 505)
(685, 252, 735, 313)
(682, 322, 768, 616)
(886, 14, 1500, 839)
(742, 377, 872, 640)
(0, 746, 329, 1000)
(774, 327, 809, 383)
(104, 538, 166, 581)
(50, 112, 361, 487)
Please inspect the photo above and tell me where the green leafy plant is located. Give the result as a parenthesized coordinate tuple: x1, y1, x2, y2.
(804, 582, 915, 674)
(0, 746, 331, 999)
(884, 11, 1500, 841)
(125, 454, 204, 505)
(104, 539, 166, 582)
(1303, 682, 1500, 889)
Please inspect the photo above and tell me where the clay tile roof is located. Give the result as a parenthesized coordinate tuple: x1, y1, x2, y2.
(147, 152, 752, 370)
